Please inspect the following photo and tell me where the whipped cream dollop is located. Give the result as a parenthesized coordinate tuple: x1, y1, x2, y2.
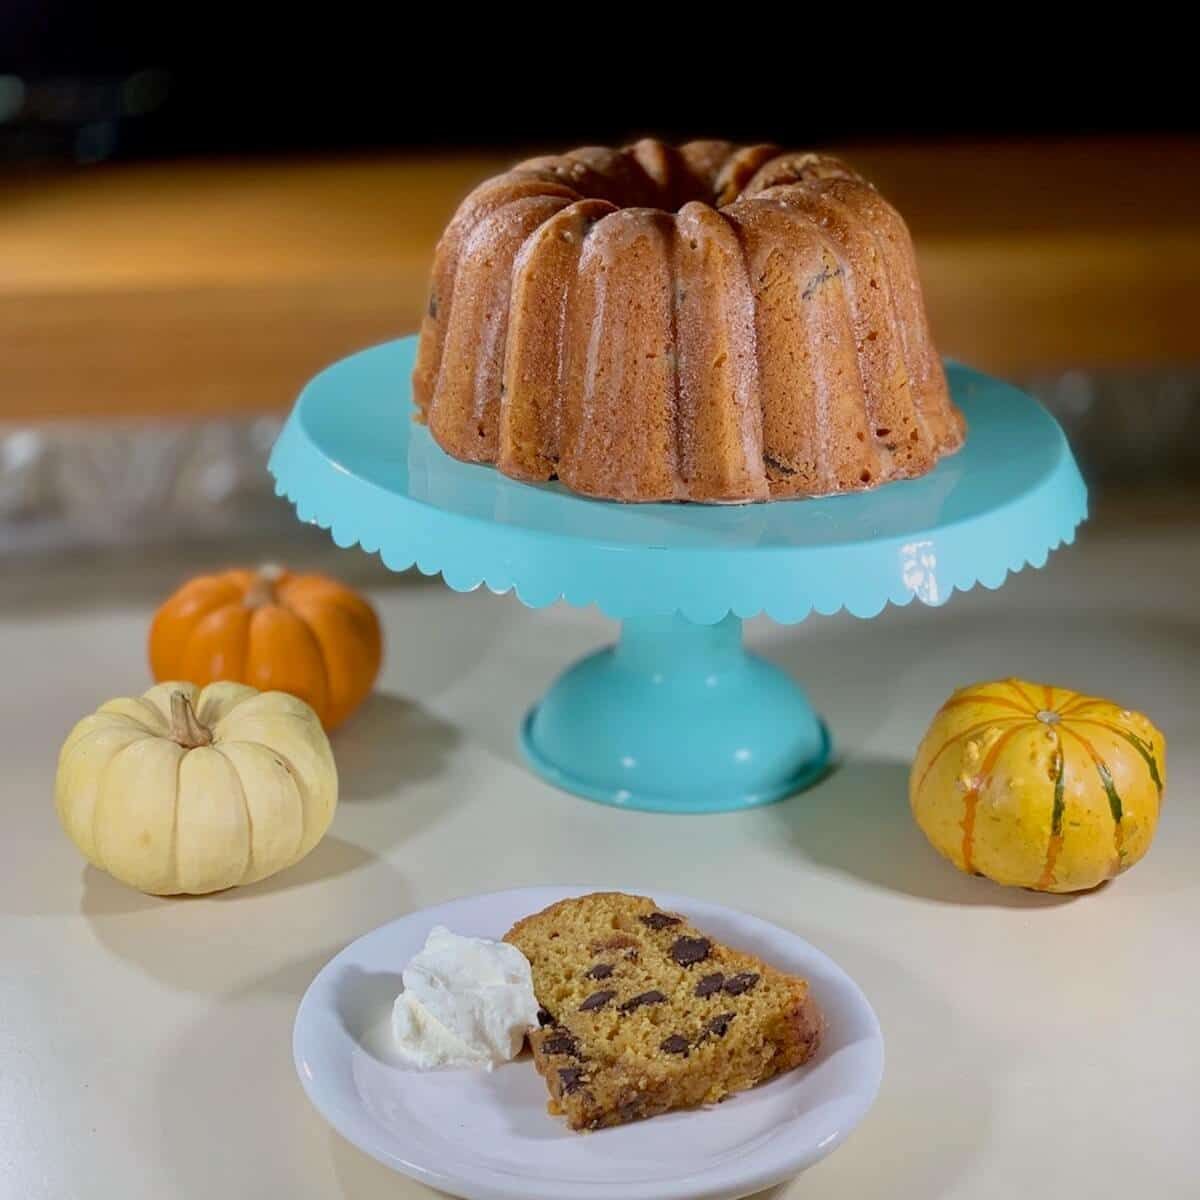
(391, 926, 540, 1071)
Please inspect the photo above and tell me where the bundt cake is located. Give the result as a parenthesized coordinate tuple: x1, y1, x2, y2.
(413, 139, 965, 504)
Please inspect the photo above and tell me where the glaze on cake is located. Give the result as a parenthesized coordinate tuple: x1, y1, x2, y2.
(413, 139, 965, 503)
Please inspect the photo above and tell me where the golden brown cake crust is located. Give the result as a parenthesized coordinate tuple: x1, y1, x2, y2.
(414, 139, 965, 505)
(505, 892, 822, 1131)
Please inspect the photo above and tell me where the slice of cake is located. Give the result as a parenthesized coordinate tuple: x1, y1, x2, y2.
(505, 892, 822, 1130)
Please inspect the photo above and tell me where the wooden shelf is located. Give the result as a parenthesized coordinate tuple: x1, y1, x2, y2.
(3, 139, 1198, 420)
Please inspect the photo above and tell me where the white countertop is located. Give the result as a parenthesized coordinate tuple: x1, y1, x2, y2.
(2, 498, 1198, 1200)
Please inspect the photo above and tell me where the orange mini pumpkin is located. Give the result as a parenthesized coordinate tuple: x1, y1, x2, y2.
(149, 565, 382, 730)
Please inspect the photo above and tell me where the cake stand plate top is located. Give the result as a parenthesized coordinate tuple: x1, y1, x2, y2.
(269, 337, 1086, 625)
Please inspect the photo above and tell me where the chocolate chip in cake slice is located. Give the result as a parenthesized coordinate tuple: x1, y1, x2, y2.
(659, 1034, 690, 1057)
(724, 972, 760, 996)
(618, 989, 667, 1013)
(542, 1034, 580, 1057)
(695, 973, 726, 997)
(669, 936, 712, 967)
(579, 989, 617, 1012)
(558, 1067, 587, 1095)
(640, 912, 682, 931)
(585, 963, 614, 980)
(703, 1012, 736, 1039)
(536, 1008, 555, 1027)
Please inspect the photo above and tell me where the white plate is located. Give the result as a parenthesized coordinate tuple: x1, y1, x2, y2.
(293, 886, 884, 1200)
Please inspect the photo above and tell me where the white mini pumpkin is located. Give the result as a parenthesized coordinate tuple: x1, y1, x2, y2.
(56, 681, 338, 895)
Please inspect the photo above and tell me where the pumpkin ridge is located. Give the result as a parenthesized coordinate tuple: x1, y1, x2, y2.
(1002, 679, 1041, 710)
(1070, 717, 1163, 795)
(1060, 726, 1124, 824)
(279, 590, 364, 728)
(98, 696, 170, 735)
(59, 727, 141, 860)
(219, 709, 324, 736)
(151, 587, 240, 678)
(283, 585, 382, 657)
(937, 694, 1033, 718)
(218, 749, 255, 886)
(1055, 696, 1111, 718)
(177, 602, 250, 687)
(312, 593, 382, 640)
(961, 725, 1025, 874)
(233, 605, 252, 682)
(1043, 683, 1054, 711)
(63, 715, 154, 759)
(198, 682, 260, 730)
(276, 574, 346, 602)
(1036, 740, 1068, 889)
(217, 739, 307, 869)
(223, 568, 259, 592)
(91, 736, 151, 880)
(1049, 740, 1068, 836)
(1060, 726, 1126, 870)
(246, 605, 331, 723)
(914, 715, 1029, 793)
(248, 740, 311, 860)
(170, 732, 183, 892)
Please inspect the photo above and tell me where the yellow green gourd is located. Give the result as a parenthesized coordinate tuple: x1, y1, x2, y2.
(910, 679, 1165, 893)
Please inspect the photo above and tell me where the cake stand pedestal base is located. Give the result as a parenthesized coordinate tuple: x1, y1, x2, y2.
(520, 614, 832, 813)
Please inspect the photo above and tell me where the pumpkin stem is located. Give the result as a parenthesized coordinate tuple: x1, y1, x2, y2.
(169, 691, 213, 750)
(244, 562, 285, 608)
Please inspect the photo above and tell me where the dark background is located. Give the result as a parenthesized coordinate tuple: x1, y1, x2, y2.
(1, 9, 1193, 166)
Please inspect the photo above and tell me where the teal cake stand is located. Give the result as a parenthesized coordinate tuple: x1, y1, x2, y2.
(269, 336, 1087, 814)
